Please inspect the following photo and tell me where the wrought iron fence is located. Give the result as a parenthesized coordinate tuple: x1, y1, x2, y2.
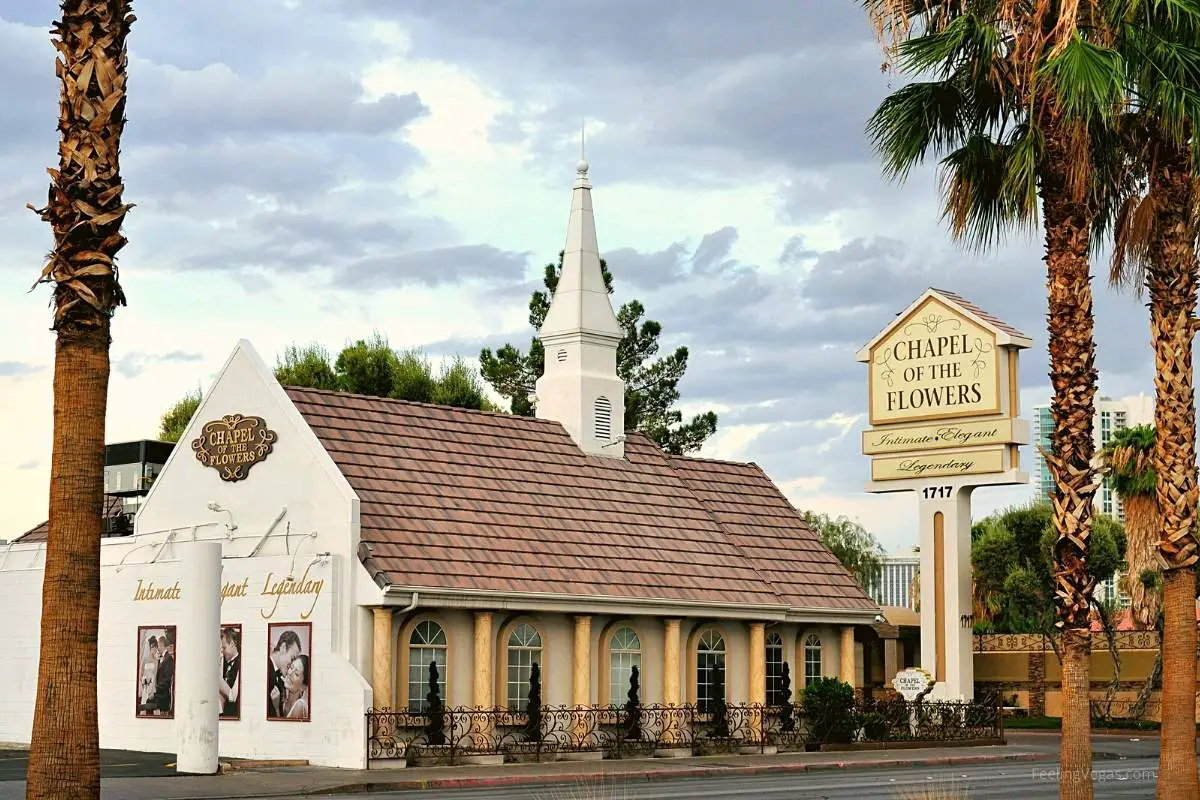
(366, 699, 1003, 766)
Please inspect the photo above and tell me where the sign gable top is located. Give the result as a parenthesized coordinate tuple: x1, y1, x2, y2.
(140, 339, 359, 513)
(856, 288, 1032, 361)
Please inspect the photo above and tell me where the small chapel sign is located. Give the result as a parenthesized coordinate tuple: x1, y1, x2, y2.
(192, 414, 278, 482)
(891, 668, 933, 702)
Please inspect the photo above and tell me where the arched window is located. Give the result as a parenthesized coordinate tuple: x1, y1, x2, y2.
(696, 628, 726, 714)
(506, 623, 543, 712)
(804, 634, 823, 687)
(407, 620, 447, 711)
(608, 627, 642, 704)
(766, 631, 785, 706)
(594, 396, 612, 440)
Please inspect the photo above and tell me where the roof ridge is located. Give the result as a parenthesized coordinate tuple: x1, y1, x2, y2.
(670, 452, 760, 468)
(282, 385, 553, 425)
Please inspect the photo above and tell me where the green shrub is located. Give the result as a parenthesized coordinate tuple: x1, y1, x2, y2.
(800, 677, 856, 744)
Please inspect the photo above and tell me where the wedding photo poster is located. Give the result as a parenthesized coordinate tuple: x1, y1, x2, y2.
(220, 624, 242, 720)
(266, 622, 311, 722)
(135, 625, 176, 719)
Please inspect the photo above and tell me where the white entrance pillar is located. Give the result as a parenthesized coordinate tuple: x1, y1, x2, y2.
(917, 485, 975, 700)
(176, 541, 222, 774)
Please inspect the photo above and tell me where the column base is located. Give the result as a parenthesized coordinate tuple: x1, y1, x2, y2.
(653, 747, 693, 758)
(739, 744, 777, 755)
(458, 754, 505, 766)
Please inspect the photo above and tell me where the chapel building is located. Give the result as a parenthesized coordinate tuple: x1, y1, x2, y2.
(0, 161, 883, 768)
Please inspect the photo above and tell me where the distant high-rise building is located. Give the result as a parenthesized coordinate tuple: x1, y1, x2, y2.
(870, 552, 920, 609)
(1030, 393, 1153, 522)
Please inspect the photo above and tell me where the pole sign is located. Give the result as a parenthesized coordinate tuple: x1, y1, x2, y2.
(857, 289, 1031, 701)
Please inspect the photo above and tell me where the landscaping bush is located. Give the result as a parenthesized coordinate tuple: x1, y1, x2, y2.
(800, 677, 856, 744)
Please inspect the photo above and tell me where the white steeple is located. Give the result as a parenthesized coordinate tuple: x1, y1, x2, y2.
(535, 160, 626, 458)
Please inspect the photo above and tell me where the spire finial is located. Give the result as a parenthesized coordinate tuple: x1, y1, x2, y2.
(576, 117, 589, 178)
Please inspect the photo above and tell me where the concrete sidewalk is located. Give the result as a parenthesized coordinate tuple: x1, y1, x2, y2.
(0, 740, 1130, 800)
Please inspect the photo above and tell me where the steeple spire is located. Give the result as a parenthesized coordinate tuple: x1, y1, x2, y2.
(535, 160, 626, 458)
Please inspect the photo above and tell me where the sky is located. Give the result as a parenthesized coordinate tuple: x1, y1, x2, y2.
(0, 1, 1157, 551)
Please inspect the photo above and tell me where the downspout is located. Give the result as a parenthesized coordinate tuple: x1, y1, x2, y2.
(396, 591, 418, 614)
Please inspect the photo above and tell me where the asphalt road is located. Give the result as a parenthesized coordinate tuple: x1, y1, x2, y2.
(333, 759, 1161, 800)
(0, 749, 178, 782)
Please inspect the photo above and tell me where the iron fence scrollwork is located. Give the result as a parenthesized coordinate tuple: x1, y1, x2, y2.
(365, 698, 1003, 766)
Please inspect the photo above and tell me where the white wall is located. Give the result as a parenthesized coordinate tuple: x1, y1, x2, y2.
(0, 341, 376, 768)
(0, 554, 369, 768)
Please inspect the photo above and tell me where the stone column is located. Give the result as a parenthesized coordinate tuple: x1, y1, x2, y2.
(371, 608, 394, 710)
(840, 626, 856, 687)
(572, 615, 592, 706)
(662, 618, 683, 747)
(662, 618, 681, 704)
(748, 622, 766, 742)
(470, 610, 496, 750)
(473, 610, 494, 708)
(883, 638, 899, 687)
(1029, 651, 1046, 717)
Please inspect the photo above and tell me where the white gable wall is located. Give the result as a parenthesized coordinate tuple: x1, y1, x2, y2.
(0, 340, 376, 768)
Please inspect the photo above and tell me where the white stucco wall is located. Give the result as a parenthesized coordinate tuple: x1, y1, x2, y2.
(0, 552, 369, 768)
(0, 341, 377, 768)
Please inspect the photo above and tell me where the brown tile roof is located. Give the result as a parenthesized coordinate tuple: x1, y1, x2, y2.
(931, 287, 1029, 341)
(285, 387, 878, 614)
(14, 496, 127, 543)
(668, 457, 879, 611)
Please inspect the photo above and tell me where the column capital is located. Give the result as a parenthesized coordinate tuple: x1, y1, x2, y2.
(748, 621, 766, 631)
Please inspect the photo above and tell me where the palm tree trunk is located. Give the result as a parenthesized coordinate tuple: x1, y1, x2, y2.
(1041, 117, 1099, 800)
(25, 3, 133, 798)
(26, 330, 110, 800)
(1146, 137, 1199, 800)
(1121, 495, 1160, 629)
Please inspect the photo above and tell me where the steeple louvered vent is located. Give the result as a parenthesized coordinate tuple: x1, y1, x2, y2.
(594, 396, 612, 441)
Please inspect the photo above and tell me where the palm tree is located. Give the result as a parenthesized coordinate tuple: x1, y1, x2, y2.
(1089, 5, 1200, 794)
(863, 2, 1130, 795)
(1098, 425, 1160, 628)
(25, 3, 135, 799)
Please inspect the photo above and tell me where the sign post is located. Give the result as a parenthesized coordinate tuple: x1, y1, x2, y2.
(857, 289, 1030, 701)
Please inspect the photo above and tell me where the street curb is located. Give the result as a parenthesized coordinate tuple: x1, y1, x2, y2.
(273, 751, 1073, 796)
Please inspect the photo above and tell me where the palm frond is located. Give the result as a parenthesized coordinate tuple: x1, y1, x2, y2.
(866, 80, 972, 180)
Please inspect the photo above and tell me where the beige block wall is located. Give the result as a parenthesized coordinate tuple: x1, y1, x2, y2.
(973, 652, 1029, 682)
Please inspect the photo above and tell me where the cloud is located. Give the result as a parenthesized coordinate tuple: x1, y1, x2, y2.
(0, 362, 43, 378)
(114, 351, 204, 380)
(15, 459, 39, 471)
(339, 244, 532, 289)
(338, 0, 893, 185)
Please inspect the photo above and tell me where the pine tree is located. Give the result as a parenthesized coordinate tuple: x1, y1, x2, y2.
(424, 661, 445, 746)
(479, 253, 718, 454)
(709, 662, 729, 738)
(523, 663, 542, 742)
(778, 662, 795, 733)
(623, 664, 642, 740)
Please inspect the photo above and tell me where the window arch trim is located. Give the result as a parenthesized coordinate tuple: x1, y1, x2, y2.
(597, 619, 648, 706)
(798, 631, 824, 688)
(396, 613, 452, 710)
(685, 623, 729, 707)
(495, 616, 549, 711)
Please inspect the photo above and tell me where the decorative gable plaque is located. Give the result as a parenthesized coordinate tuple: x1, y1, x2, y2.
(191, 414, 278, 482)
